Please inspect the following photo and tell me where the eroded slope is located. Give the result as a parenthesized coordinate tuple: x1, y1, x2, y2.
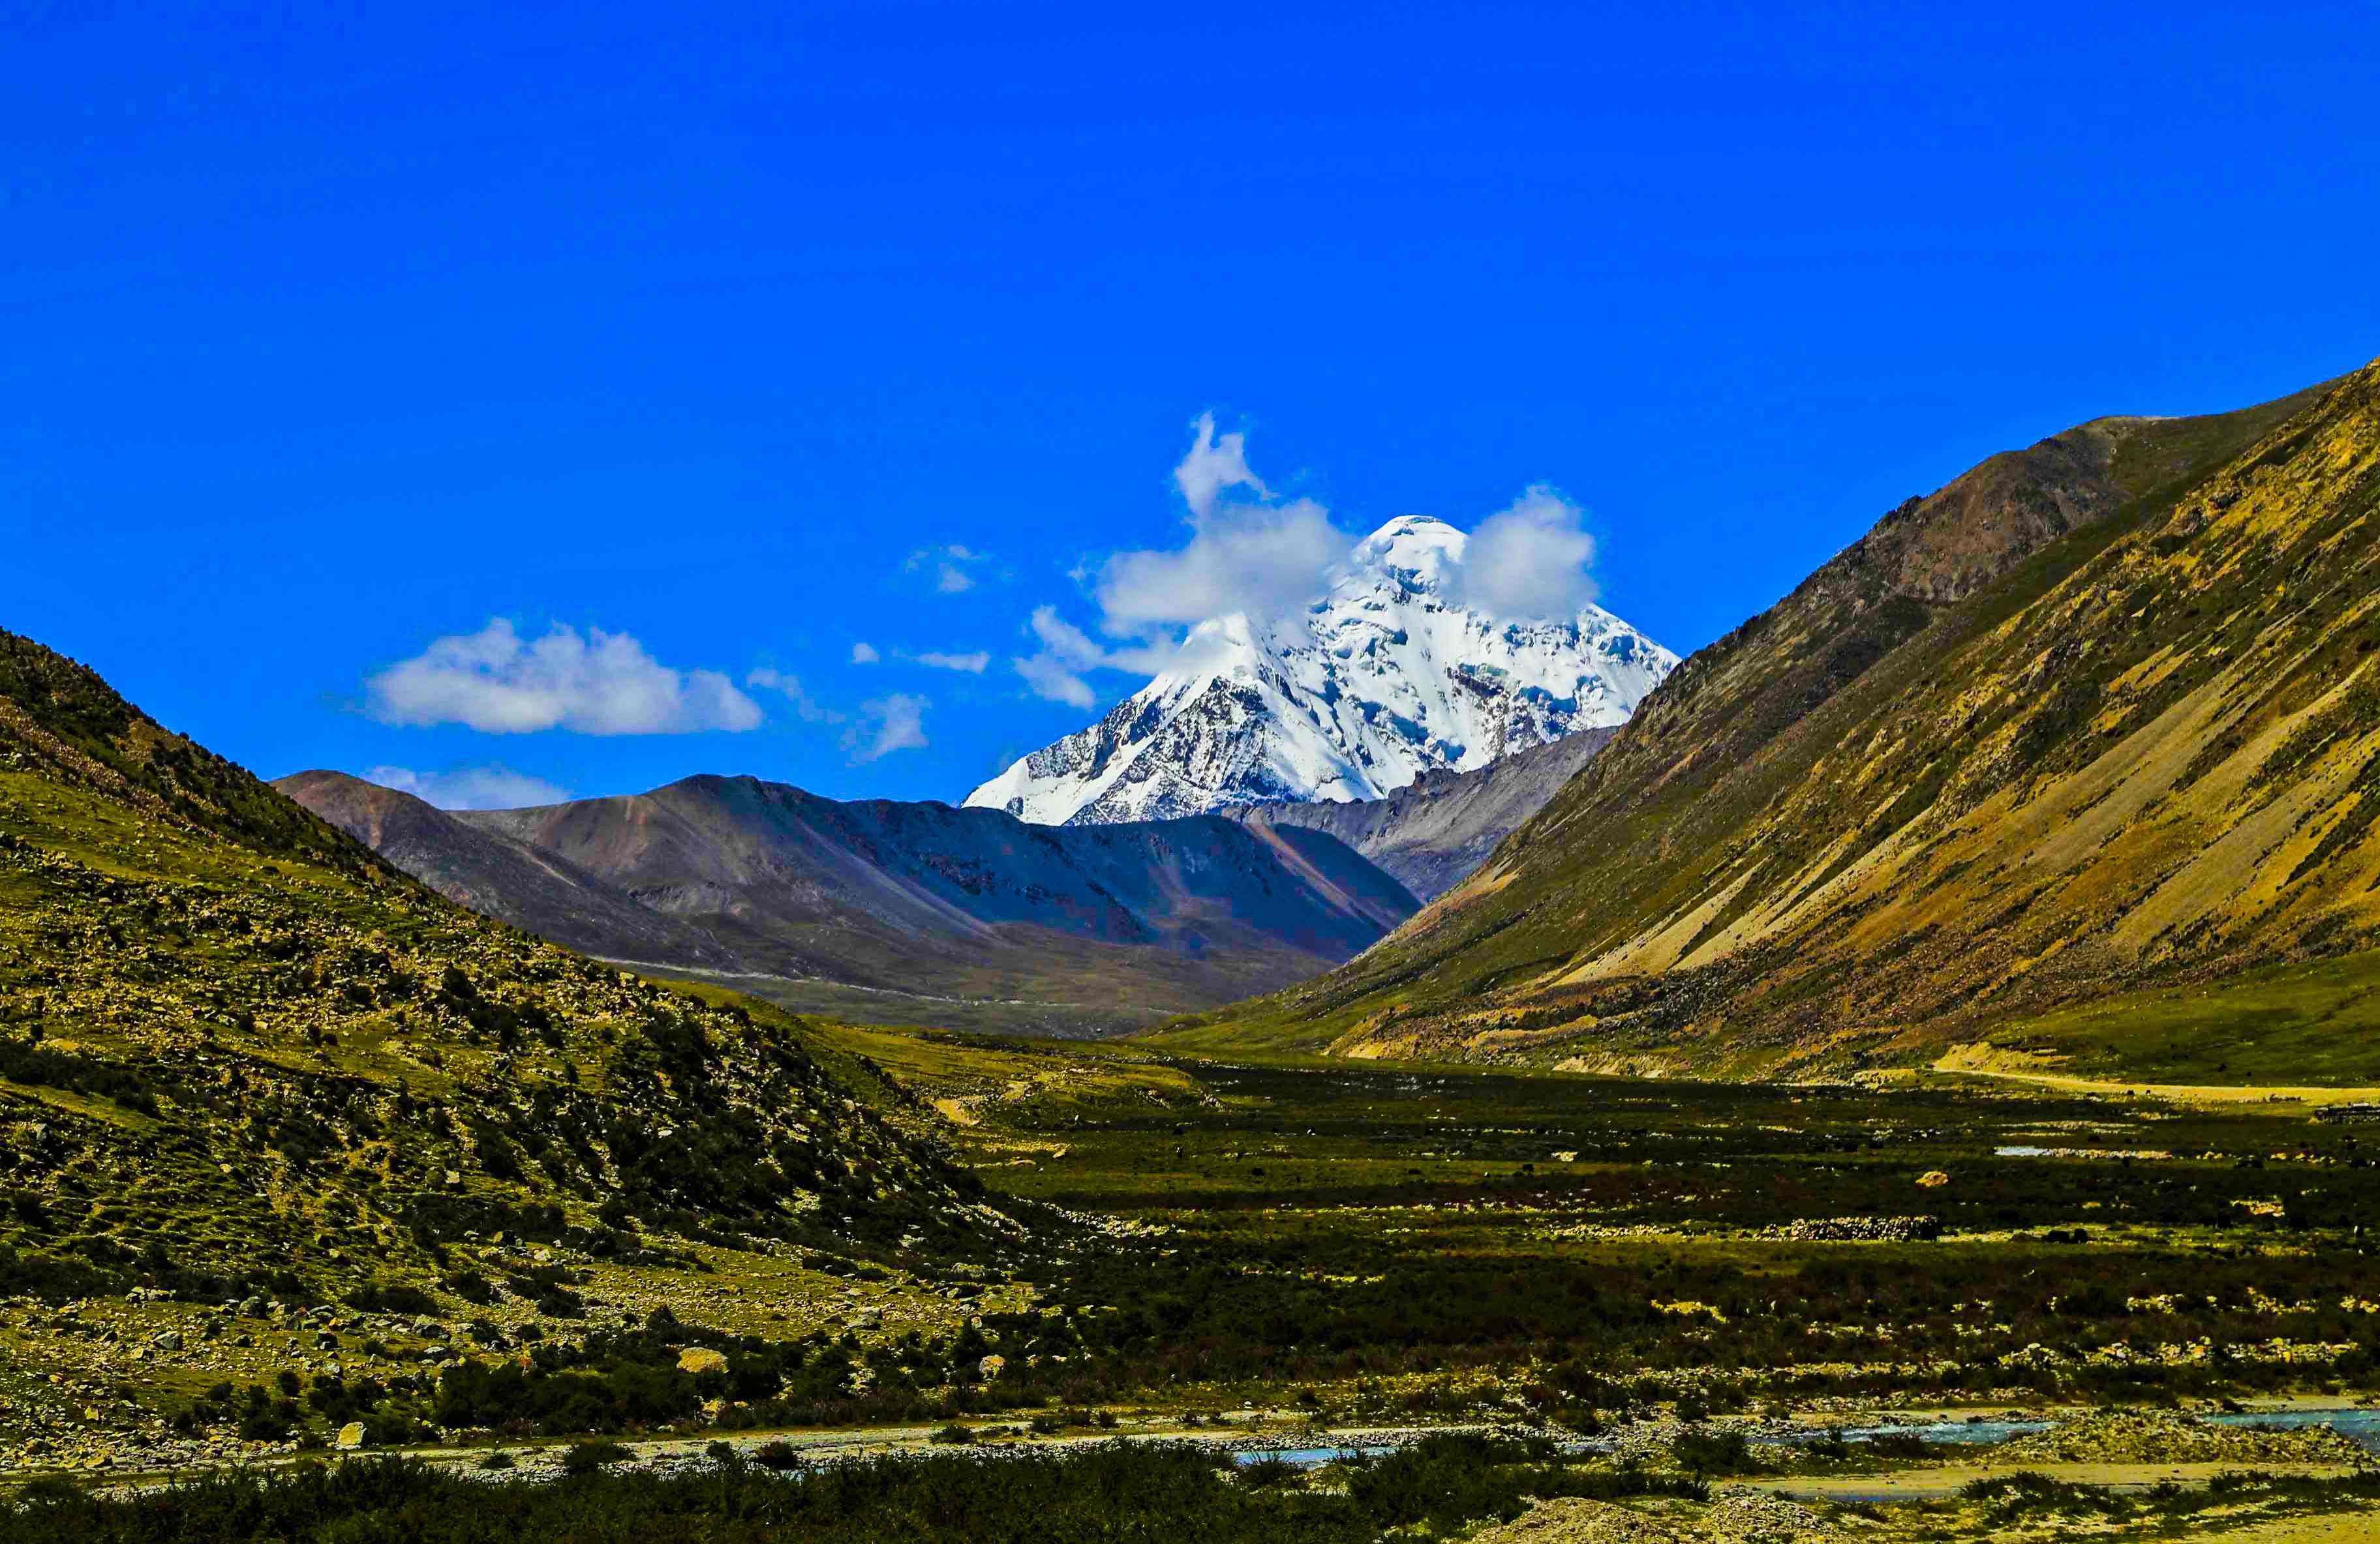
(1157, 366, 2376, 1073)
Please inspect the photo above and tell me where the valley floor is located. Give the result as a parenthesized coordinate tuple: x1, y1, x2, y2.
(12, 1008, 2380, 1536)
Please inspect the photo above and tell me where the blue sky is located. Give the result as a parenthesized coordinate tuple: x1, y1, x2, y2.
(5, 1, 2375, 806)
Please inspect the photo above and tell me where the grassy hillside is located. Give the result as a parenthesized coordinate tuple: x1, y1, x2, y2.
(0, 628, 1038, 1472)
(1154, 364, 2380, 1077)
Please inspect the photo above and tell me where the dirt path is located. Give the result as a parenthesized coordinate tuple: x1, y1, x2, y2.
(1930, 1043, 2380, 1109)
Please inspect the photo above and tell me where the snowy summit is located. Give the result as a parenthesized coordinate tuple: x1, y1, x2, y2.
(966, 515, 1679, 825)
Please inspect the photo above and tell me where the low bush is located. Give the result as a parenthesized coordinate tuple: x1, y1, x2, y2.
(559, 1440, 632, 1477)
(0, 1441, 1714, 1544)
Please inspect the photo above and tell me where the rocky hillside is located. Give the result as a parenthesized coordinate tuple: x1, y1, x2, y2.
(1223, 726, 1618, 900)
(1153, 365, 2378, 1075)
(282, 770, 1417, 1036)
(0, 624, 1020, 1320)
(967, 516, 1675, 825)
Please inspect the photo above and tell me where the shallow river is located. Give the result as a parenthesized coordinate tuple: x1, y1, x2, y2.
(1234, 1406, 2380, 1468)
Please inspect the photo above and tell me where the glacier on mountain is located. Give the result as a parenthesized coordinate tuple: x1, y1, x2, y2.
(966, 515, 1678, 825)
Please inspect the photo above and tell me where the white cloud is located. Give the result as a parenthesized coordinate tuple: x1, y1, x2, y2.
(1095, 496, 1343, 630)
(906, 543, 992, 594)
(1172, 411, 1267, 517)
(1093, 414, 1345, 632)
(913, 650, 990, 673)
(363, 763, 570, 811)
(846, 693, 930, 762)
(1011, 419, 1344, 706)
(1456, 484, 1600, 620)
(1015, 652, 1098, 710)
(1012, 618, 1086, 706)
(365, 620, 763, 735)
(1009, 605, 1108, 708)
(849, 641, 881, 664)
(746, 667, 846, 724)
(1031, 607, 1105, 664)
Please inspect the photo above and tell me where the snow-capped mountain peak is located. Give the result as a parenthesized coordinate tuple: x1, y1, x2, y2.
(1350, 513, 1465, 587)
(967, 515, 1678, 826)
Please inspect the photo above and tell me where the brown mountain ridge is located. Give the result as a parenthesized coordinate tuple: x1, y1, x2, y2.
(1153, 361, 2380, 1081)
(281, 770, 1418, 1037)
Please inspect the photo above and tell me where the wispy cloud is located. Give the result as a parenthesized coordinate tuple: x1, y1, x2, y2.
(363, 763, 569, 810)
(1171, 411, 1268, 518)
(365, 620, 762, 735)
(845, 693, 930, 762)
(1007, 607, 1185, 708)
(849, 641, 881, 664)
(1013, 607, 1106, 708)
(745, 667, 846, 723)
(911, 650, 990, 673)
(906, 543, 994, 594)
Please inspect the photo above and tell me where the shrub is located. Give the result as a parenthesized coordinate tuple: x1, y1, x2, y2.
(344, 1282, 438, 1316)
(559, 1440, 632, 1477)
(1671, 1427, 1758, 1476)
(443, 1271, 500, 1305)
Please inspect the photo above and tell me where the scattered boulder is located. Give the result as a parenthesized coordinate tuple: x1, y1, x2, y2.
(677, 1347, 729, 1376)
(335, 1422, 368, 1451)
(1915, 1170, 1950, 1188)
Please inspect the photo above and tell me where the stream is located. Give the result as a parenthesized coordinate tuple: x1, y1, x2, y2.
(1232, 1405, 2380, 1468)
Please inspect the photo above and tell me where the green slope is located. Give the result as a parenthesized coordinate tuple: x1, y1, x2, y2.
(0, 628, 1020, 1294)
(0, 628, 1045, 1467)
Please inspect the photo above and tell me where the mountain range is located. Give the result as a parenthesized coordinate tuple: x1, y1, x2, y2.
(280, 770, 1418, 1037)
(1157, 361, 2380, 1080)
(966, 515, 1676, 825)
